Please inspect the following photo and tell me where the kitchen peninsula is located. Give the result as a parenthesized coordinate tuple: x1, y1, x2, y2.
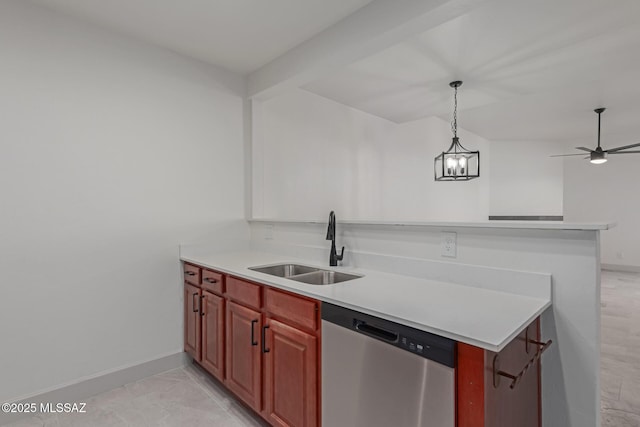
(180, 219, 613, 427)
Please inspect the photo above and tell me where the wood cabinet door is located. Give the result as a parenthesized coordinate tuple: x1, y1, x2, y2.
(264, 318, 317, 427)
(225, 301, 262, 411)
(201, 290, 225, 382)
(184, 283, 201, 361)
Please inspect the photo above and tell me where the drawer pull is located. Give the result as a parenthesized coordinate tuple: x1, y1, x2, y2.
(204, 278, 218, 284)
(192, 293, 198, 313)
(199, 295, 205, 316)
(185, 271, 196, 276)
(250, 319, 258, 346)
(262, 325, 270, 353)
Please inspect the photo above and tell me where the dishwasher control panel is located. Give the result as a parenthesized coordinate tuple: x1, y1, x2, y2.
(322, 302, 456, 368)
(401, 336, 428, 354)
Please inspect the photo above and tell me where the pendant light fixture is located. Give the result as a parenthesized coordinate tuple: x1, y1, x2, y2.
(434, 81, 480, 181)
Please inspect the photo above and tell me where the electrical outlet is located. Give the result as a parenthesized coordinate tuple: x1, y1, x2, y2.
(264, 224, 274, 240)
(441, 232, 457, 258)
(616, 251, 623, 260)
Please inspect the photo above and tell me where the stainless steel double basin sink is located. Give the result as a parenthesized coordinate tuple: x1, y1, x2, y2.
(248, 263, 362, 285)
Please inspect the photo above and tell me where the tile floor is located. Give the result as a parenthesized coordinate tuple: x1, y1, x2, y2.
(7, 364, 267, 427)
(601, 269, 640, 427)
(7, 269, 640, 427)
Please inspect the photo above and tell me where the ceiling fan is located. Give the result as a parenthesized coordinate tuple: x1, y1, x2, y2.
(551, 108, 640, 164)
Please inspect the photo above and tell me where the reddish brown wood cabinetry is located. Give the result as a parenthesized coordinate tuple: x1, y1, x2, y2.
(225, 301, 263, 411)
(183, 264, 321, 427)
(184, 263, 201, 286)
(202, 269, 223, 294)
(183, 264, 225, 381)
(264, 287, 318, 332)
(263, 318, 318, 427)
(184, 282, 201, 360)
(201, 290, 225, 382)
(226, 276, 262, 309)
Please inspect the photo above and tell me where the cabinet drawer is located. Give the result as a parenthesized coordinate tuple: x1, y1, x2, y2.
(183, 263, 201, 286)
(226, 276, 261, 309)
(264, 288, 318, 332)
(202, 269, 224, 295)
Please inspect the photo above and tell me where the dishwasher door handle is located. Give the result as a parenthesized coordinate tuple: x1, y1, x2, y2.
(355, 321, 399, 343)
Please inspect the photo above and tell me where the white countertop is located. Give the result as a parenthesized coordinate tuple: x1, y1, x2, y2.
(180, 250, 551, 352)
(249, 218, 615, 230)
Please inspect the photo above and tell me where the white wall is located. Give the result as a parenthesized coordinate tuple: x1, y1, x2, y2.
(489, 140, 564, 216)
(252, 89, 490, 221)
(0, 1, 247, 403)
(564, 155, 640, 268)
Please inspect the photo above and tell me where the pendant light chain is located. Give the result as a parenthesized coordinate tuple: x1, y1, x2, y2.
(451, 85, 458, 138)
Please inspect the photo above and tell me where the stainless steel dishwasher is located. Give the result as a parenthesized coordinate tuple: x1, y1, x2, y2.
(322, 303, 456, 427)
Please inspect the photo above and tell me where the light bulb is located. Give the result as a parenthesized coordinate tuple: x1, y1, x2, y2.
(590, 158, 607, 165)
(446, 157, 457, 176)
(457, 156, 466, 175)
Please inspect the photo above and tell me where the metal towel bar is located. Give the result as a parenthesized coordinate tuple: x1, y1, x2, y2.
(493, 338, 552, 390)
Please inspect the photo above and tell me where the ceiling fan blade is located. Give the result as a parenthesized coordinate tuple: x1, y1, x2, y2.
(550, 153, 588, 157)
(608, 150, 640, 154)
(575, 146, 593, 152)
(550, 153, 584, 157)
(607, 142, 640, 152)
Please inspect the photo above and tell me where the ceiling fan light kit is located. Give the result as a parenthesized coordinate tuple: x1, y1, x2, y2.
(590, 149, 607, 164)
(551, 107, 640, 164)
(435, 81, 480, 181)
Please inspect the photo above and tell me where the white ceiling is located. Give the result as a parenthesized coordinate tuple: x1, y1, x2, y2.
(27, 0, 640, 145)
(29, 0, 373, 74)
(303, 0, 640, 144)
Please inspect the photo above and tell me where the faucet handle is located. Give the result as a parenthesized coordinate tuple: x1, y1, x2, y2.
(337, 246, 345, 261)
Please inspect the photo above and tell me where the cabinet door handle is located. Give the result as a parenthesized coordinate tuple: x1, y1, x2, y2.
(199, 295, 205, 316)
(204, 278, 217, 284)
(262, 325, 270, 353)
(192, 293, 198, 312)
(250, 319, 259, 346)
(185, 271, 196, 276)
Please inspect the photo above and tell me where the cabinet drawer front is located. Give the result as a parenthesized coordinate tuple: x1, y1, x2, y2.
(184, 263, 201, 286)
(226, 276, 262, 309)
(202, 269, 224, 295)
(265, 288, 318, 332)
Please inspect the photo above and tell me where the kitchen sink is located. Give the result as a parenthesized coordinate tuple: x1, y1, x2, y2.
(248, 263, 362, 285)
(249, 263, 319, 278)
(289, 270, 363, 285)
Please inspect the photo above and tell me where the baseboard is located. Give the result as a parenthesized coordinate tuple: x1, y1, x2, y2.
(0, 351, 188, 426)
(602, 263, 640, 273)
